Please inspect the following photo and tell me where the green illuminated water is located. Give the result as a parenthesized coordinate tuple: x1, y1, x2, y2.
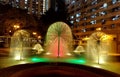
(30, 55, 86, 65)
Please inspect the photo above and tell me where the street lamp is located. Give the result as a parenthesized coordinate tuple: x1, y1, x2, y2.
(14, 24, 20, 30)
(32, 32, 37, 35)
(38, 35, 41, 39)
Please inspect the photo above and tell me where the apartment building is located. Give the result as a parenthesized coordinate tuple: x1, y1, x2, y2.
(0, 0, 51, 18)
(66, 0, 120, 53)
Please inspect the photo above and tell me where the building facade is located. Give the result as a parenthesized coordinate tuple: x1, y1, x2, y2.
(0, 0, 51, 18)
(66, 0, 120, 53)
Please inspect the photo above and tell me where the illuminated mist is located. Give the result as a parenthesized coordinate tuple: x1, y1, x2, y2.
(10, 30, 30, 60)
(44, 22, 73, 58)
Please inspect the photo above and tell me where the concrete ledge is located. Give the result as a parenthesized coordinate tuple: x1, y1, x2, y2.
(0, 62, 119, 77)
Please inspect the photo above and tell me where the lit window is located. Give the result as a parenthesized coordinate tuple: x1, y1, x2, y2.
(112, 15, 120, 20)
(76, 13, 81, 17)
(112, 0, 117, 4)
(82, 28, 86, 32)
(91, 14, 96, 18)
(25, 1, 27, 4)
(112, 18, 116, 20)
(90, 20, 96, 24)
(24, 6, 27, 9)
(71, 0, 75, 4)
(32, 10, 35, 14)
(91, 0, 97, 5)
(99, 11, 106, 16)
(36, 2, 38, 4)
(85, 0, 87, 2)
(91, 8, 96, 12)
(70, 16, 74, 19)
(27, 12, 30, 14)
(70, 21, 74, 24)
(102, 3, 108, 8)
(16, 0, 19, 2)
(76, 18, 80, 22)
(101, 19, 106, 24)
(15, 5, 19, 8)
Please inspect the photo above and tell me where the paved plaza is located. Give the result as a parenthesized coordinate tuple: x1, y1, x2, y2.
(0, 48, 120, 76)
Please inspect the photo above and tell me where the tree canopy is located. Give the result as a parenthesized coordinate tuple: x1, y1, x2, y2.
(0, 7, 37, 36)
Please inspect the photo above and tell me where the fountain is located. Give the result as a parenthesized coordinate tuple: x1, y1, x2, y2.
(10, 30, 30, 60)
(86, 31, 113, 64)
(44, 22, 73, 58)
(32, 42, 44, 54)
(73, 45, 85, 55)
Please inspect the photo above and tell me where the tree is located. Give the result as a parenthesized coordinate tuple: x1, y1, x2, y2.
(39, 0, 69, 38)
(0, 3, 12, 35)
(2, 8, 37, 36)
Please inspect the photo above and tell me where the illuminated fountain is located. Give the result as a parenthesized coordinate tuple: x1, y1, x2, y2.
(44, 22, 73, 58)
(32, 43, 44, 54)
(73, 45, 85, 55)
(86, 31, 113, 64)
(10, 30, 30, 60)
